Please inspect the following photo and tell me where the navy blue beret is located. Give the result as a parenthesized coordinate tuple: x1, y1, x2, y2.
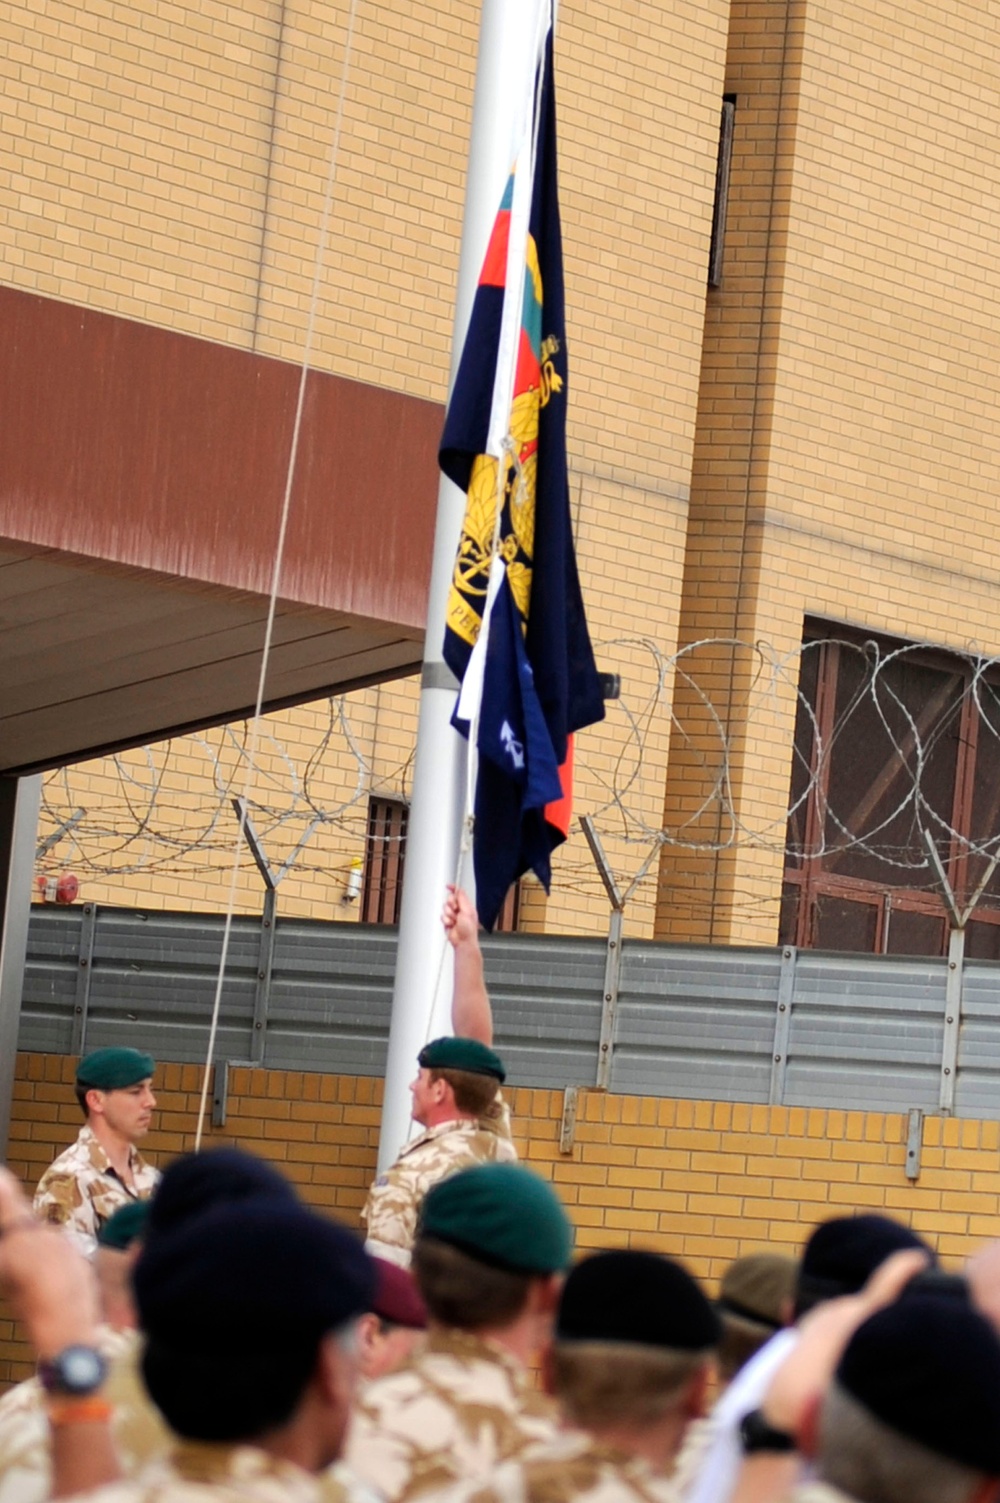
(136, 1201, 375, 1353)
(837, 1294, 1000, 1474)
(558, 1250, 720, 1351)
(797, 1214, 934, 1310)
(147, 1148, 297, 1241)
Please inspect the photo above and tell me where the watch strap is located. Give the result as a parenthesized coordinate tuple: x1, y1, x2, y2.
(739, 1407, 797, 1454)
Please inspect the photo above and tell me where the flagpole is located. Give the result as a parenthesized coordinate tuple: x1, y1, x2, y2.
(377, 0, 550, 1174)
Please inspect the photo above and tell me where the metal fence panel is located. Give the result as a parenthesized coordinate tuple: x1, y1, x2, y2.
(20, 907, 1000, 1121)
(953, 961, 1000, 1118)
(612, 944, 779, 1101)
(782, 951, 945, 1111)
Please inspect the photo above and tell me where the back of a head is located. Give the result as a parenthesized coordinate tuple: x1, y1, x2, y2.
(135, 1200, 374, 1443)
(413, 1163, 572, 1332)
(717, 1252, 797, 1382)
(795, 1214, 934, 1318)
(146, 1147, 298, 1242)
(553, 1250, 720, 1431)
(819, 1293, 1000, 1503)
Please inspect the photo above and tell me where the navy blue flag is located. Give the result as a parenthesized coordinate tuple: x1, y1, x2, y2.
(440, 26, 605, 929)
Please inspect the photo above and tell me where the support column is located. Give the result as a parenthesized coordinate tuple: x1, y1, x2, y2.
(0, 775, 41, 1160)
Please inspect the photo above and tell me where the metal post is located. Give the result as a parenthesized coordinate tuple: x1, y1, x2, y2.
(378, 0, 552, 1174)
(0, 775, 42, 1160)
(596, 906, 624, 1089)
(581, 817, 626, 1090)
(252, 887, 277, 1065)
(939, 924, 964, 1114)
(769, 945, 796, 1104)
(231, 798, 277, 1066)
(70, 901, 98, 1057)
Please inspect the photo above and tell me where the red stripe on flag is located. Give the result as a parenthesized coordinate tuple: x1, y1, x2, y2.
(480, 210, 511, 288)
(545, 735, 574, 840)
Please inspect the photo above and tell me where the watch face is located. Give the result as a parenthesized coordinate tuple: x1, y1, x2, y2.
(43, 1344, 107, 1396)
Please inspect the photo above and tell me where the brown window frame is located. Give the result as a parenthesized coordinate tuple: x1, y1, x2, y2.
(782, 622, 1000, 957)
(361, 796, 408, 925)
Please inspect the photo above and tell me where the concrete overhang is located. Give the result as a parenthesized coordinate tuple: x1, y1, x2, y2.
(0, 287, 442, 774)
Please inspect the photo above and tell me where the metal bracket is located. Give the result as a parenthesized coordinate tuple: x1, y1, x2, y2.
(251, 887, 277, 1065)
(769, 946, 796, 1105)
(212, 1059, 230, 1127)
(70, 902, 98, 1056)
(940, 926, 964, 1114)
(905, 1107, 923, 1180)
(559, 1086, 579, 1153)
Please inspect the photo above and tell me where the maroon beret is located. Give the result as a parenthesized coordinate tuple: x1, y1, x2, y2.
(371, 1257, 428, 1329)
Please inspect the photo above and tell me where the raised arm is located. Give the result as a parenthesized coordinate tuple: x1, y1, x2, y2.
(0, 1166, 121, 1498)
(443, 885, 492, 1044)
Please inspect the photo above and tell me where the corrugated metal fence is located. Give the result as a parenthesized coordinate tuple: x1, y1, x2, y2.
(17, 904, 1000, 1119)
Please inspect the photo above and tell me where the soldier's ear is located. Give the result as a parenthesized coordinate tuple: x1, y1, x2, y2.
(84, 1087, 105, 1117)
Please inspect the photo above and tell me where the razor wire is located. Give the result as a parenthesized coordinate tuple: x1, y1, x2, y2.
(33, 634, 1000, 919)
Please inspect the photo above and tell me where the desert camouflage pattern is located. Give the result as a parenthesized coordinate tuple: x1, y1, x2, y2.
(344, 1327, 558, 1503)
(361, 1097, 517, 1268)
(33, 1123, 160, 1257)
(57, 1443, 346, 1503)
(0, 1326, 169, 1503)
(438, 1431, 684, 1503)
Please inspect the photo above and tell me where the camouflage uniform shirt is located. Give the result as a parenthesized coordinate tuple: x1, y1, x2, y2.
(344, 1327, 558, 1503)
(33, 1123, 160, 1257)
(361, 1098, 517, 1268)
(62, 1443, 347, 1503)
(439, 1431, 681, 1503)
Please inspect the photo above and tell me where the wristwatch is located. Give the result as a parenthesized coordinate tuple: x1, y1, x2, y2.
(38, 1345, 108, 1397)
(739, 1407, 797, 1454)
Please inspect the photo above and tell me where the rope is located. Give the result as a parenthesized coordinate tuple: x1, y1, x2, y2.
(193, 0, 363, 1151)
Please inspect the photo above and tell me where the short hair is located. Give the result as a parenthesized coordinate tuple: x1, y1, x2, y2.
(552, 1342, 709, 1429)
(818, 1381, 990, 1503)
(74, 1083, 92, 1118)
(412, 1236, 532, 1329)
(428, 1067, 499, 1117)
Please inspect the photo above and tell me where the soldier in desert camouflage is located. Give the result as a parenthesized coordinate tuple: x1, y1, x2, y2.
(361, 887, 517, 1268)
(33, 1047, 160, 1258)
(439, 1250, 721, 1503)
(347, 1163, 570, 1503)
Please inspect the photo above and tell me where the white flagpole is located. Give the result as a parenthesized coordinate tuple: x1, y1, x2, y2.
(377, 0, 551, 1174)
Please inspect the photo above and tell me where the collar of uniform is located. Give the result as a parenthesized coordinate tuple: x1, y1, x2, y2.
(424, 1325, 526, 1379)
(170, 1441, 318, 1493)
(79, 1121, 144, 1179)
(398, 1118, 478, 1157)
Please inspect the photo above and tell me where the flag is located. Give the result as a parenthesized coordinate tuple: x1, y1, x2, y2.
(441, 14, 605, 930)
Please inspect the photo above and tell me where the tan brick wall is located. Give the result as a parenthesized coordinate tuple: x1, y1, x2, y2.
(4, 1050, 997, 1390)
(659, 0, 1000, 943)
(4, 0, 733, 940)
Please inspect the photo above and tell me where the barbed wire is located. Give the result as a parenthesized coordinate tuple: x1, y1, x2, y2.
(35, 634, 1000, 919)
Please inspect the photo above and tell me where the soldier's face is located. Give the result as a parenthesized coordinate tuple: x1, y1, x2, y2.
(95, 1078, 157, 1141)
(409, 1068, 441, 1126)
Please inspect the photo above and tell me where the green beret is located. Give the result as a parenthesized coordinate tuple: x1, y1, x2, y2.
(418, 1036, 506, 1082)
(419, 1163, 572, 1274)
(77, 1047, 155, 1091)
(98, 1200, 151, 1250)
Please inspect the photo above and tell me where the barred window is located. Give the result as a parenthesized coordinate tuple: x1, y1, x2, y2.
(781, 623, 1000, 958)
(361, 797, 408, 925)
